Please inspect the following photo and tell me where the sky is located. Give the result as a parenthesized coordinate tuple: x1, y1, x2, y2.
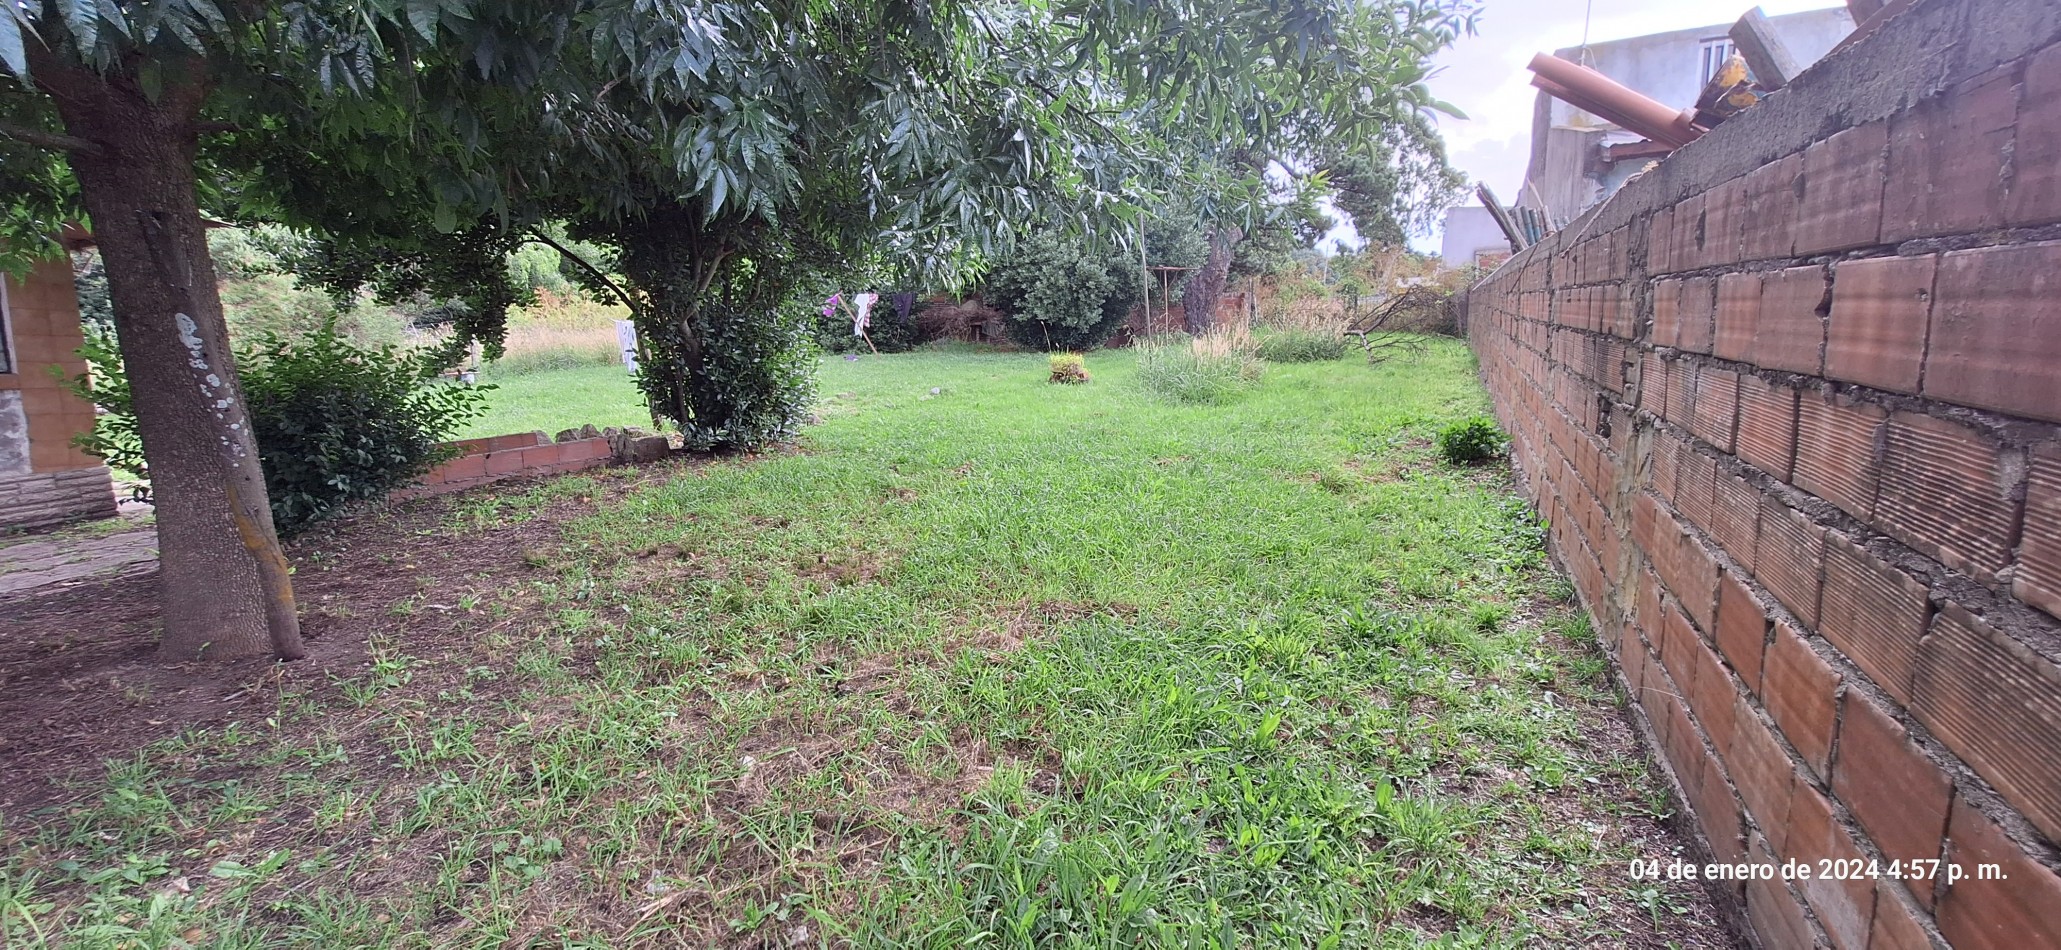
(1366, 0, 1849, 254)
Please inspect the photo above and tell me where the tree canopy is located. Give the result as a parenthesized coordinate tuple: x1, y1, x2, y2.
(0, 0, 1476, 661)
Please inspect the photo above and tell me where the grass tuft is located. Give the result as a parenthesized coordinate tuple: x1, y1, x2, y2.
(1047, 352, 1089, 384)
(1133, 330, 1265, 404)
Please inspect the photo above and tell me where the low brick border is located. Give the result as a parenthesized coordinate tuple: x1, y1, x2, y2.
(400, 425, 669, 499)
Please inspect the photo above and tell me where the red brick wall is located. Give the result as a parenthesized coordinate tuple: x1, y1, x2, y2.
(1, 259, 117, 532)
(2, 258, 107, 473)
(1464, 4, 2061, 946)
(402, 431, 615, 498)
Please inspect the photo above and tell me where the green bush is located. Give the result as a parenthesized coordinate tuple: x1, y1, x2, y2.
(1437, 415, 1505, 466)
(241, 321, 492, 530)
(1134, 336, 1264, 404)
(984, 231, 1143, 351)
(641, 295, 819, 452)
(57, 324, 145, 478)
(68, 320, 491, 532)
(1255, 329, 1348, 363)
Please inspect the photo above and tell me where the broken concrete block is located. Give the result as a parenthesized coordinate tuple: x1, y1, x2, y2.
(618, 434, 670, 463)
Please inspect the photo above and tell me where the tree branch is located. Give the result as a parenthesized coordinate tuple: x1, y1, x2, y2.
(524, 229, 639, 318)
(0, 121, 101, 154)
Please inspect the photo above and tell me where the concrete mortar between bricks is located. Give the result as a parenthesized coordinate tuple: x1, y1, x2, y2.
(1457, 4, 2061, 946)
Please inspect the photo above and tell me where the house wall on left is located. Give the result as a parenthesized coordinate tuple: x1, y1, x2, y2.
(0, 257, 117, 532)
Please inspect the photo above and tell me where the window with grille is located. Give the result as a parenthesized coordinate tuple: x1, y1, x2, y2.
(1698, 38, 1735, 83)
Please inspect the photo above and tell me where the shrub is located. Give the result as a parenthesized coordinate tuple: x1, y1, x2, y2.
(1134, 331, 1264, 404)
(57, 324, 145, 479)
(240, 321, 493, 530)
(1255, 329, 1348, 363)
(219, 271, 408, 349)
(1049, 352, 1089, 384)
(984, 231, 1143, 351)
(1437, 415, 1505, 466)
(653, 295, 819, 452)
(911, 297, 1009, 346)
(68, 320, 490, 531)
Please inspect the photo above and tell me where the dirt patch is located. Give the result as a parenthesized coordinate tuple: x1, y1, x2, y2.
(0, 463, 676, 815)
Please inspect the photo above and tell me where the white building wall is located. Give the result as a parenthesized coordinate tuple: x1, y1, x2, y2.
(1439, 206, 1512, 268)
(1522, 7, 1855, 224)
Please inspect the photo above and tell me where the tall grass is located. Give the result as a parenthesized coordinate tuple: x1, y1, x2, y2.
(481, 290, 628, 376)
(1257, 297, 1350, 334)
(1254, 328, 1348, 362)
(1134, 327, 1264, 404)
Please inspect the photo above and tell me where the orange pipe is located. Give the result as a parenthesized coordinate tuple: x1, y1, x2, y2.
(1528, 53, 1702, 147)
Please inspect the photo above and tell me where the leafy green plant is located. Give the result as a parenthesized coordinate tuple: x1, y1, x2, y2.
(1134, 333, 1263, 404)
(1437, 416, 1506, 466)
(240, 321, 493, 530)
(1048, 352, 1089, 384)
(1255, 329, 1348, 363)
(58, 324, 146, 479)
(71, 321, 491, 531)
(984, 231, 1143, 352)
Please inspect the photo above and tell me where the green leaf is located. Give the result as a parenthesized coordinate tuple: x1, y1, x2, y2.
(406, 0, 442, 40)
(61, 0, 98, 50)
(0, 9, 26, 78)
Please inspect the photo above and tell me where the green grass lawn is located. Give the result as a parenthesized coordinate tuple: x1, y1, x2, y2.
(458, 364, 652, 439)
(2, 343, 1724, 947)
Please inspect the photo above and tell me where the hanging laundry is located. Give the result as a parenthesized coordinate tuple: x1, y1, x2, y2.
(852, 292, 878, 338)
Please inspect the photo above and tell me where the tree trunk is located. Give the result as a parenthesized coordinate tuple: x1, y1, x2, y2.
(38, 60, 304, 661)
(1179, 225, 1244, 334)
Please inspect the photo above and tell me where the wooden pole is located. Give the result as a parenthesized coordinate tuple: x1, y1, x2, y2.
(1138, 220, 1152, 331)
(1476, 183, 1529, 253)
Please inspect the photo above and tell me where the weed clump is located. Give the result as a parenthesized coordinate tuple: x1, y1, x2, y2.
(1135, 330, 1264, 404)
(1437, 415, 1506, 466)
(1255, 329, 1348, 363)
(1049, 352, 1090, 384)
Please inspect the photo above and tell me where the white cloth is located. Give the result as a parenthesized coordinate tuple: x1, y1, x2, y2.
(852, 292, 878, 336)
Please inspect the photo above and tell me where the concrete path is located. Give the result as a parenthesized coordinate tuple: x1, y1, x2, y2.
(0, 512, 157, 598)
